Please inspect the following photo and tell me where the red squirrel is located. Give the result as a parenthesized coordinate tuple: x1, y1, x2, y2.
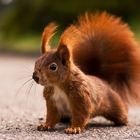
(32, 12, 140, 134)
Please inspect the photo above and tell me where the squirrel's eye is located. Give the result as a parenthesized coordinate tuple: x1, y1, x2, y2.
(49, 63, 58, 71)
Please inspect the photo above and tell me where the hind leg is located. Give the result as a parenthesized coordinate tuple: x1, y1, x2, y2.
(101, 91, 128, 126)
(105, 108, 128, 126)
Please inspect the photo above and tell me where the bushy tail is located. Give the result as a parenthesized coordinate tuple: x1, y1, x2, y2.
(62, 12, 140, 105)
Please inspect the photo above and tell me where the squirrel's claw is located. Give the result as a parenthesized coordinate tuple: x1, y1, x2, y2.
(65, 127, 82, 134)
(37, 124, 54, 131)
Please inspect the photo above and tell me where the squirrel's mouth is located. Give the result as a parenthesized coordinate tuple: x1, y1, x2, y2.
(32, 72, 48, 86)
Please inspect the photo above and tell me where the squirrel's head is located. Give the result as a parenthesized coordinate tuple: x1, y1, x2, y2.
(33, 23, 71, 86)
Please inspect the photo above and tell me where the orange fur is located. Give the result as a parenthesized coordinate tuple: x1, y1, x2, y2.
(33, 12, 140, 134)
(41, 22, 58, 53)
(62, 12, 140, 105)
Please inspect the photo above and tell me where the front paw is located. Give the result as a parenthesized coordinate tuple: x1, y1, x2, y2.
(65, 127, 82, 134)
(37, 124, 54, 131)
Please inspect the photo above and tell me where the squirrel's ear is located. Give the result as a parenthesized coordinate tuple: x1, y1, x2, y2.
(57, 44, 70, 65)
(41, 22, 57, 53)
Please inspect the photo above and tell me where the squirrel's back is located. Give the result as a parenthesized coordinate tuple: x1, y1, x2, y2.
(63, 12, 140, 105)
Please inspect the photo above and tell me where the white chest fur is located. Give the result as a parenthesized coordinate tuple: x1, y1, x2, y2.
(52, 86, 71, 116)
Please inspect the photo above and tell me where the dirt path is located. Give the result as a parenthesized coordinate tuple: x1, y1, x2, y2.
(0, 55, 140, 140)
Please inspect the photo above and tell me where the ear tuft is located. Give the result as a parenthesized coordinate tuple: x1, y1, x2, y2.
(41, 22, 58, 53)
(59, 25, 80, 48)
(57, 44, 70, 65)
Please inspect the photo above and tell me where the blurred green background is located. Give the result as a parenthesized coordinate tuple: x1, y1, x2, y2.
(0, 0, 140, 55)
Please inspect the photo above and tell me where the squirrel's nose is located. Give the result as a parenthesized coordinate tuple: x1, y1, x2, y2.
(32, 72, 39, 83)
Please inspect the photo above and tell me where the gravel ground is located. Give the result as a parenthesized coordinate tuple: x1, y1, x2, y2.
(0, 54, 140, 140)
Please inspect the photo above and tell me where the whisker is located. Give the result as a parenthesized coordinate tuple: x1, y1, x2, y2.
(25, 80, 33, 95)
(16, 78, 33, 96)
(27, 81, 34, 97)
(34, 82, 37, 95)
(24, 80, 35, 103)
(30, 80, 37, 95)
(15, 75, 32, 82)
(22, 78, 33, 88)
(22, 63, 34, 73)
